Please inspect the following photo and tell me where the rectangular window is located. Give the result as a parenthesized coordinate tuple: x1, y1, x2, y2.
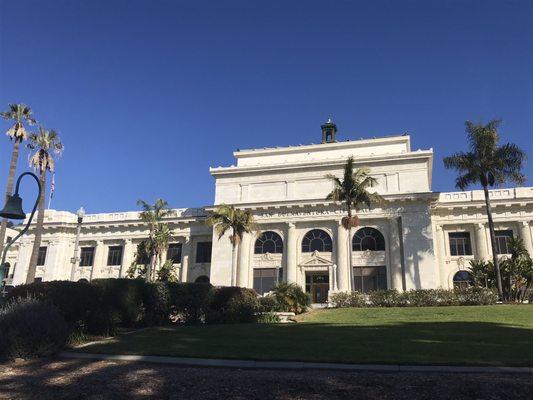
(195, 242, 212, 263)
(448, 232, 472, 256)
(79, 247, 95, 267)
(353, 266, 387, 294)
(36, 247, 47, 266)
(253, 268, 280, 295)
(167, 243, 182, 264)
(495, 230, 513, 254)
(107, 245, 123, 266)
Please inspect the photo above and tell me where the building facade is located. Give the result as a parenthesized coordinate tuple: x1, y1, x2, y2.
(5, 122, 533, 302)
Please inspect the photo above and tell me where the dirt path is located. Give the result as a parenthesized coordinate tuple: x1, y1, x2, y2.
(1, 358, 532, 399)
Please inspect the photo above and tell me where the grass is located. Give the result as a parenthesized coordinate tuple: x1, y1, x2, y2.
(74, 305, 533, 366)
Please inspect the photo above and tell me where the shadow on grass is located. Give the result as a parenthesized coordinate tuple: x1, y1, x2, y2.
(75, 320, 533, 366)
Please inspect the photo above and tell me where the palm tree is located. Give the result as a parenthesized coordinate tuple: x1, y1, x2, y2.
(326, 157, 384, 291)
(0, 104, 36, 256)
(207, 204, 256, 286)
(444, 120, 526, 298)
(26, 127, 63, 283)
(137, 198, 171, 281)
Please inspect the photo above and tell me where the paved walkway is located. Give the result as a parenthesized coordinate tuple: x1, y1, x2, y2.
(60, 351, 533, 374)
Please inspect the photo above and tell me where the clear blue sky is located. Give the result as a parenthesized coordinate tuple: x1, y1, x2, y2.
(1, 0, 532, 213)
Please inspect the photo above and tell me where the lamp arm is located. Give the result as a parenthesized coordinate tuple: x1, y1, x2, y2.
(0, 172, 42, 281)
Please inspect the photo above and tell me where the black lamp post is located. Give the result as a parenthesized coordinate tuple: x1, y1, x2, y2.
(0, 172, 42, 284)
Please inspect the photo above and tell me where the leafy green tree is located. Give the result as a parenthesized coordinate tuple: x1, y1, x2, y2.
(326, 157, 384, 290)
(137, 199, 172, 282)
(207, 204, 256, 286)
(26, 128, 63, 283)
(444, 120, 526, 298)
(0, 104, 36, 256)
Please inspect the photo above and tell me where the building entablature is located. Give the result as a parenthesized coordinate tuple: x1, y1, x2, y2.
(231, 135, 415, 167)
(210, 149, 433, 176)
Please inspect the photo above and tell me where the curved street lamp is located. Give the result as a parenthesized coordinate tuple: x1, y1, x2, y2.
(0, 172, 42, 285)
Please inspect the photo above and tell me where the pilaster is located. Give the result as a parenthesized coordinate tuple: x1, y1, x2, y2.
(237, 232, 251, 287)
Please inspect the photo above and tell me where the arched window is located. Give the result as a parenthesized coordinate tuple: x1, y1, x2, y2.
(302, 229, 333, 253)
(78, 278, 89, 284)
(353, 227, 385, 251)
(453, 271, 474, 289)
(195, 275, 210, 284)
(255, 231, 283, 254)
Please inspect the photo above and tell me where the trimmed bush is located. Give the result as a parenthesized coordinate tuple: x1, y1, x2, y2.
(454, 287, 499, 305)
(257, 295, 279, 312)
(270, 283, 310, 314)
(7, 280, 99, 333)
(329, 291, 366, 308)
(142, 282, 171, 326)
(0, 297, 68, 359)
(91, 278, 146, 327)
(168, 282, 213, 324)
(206, 287, 259, 324)
(368, 290, 404, 307)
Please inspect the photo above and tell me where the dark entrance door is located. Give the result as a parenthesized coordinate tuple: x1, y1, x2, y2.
(305, 272, 329, 303)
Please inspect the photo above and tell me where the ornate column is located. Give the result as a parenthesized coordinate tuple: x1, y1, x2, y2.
(475, 223, 489, 260)
(90, 240, 105, 281)
(336, 221, 349, 291)
(434, 225, 447, 288)
(120, 239, 133, 278)
(286, 223, 297, 284)
(237, 232, 251, 287)
(180, 238, 192, 283)
(519, 221, 533, 256)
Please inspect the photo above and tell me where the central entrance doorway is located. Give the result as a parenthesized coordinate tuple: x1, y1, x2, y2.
(305, 272, 329, 303)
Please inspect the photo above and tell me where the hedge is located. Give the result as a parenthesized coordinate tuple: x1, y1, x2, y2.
(329, 288, 499, 308)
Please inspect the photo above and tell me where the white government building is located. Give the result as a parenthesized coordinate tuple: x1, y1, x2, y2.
(4, 121, 533, 302)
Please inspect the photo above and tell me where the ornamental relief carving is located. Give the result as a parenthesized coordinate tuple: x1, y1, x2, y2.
(253, 252, 282, 267)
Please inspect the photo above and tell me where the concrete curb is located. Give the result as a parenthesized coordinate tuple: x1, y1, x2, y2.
(58, 352, 533, 374)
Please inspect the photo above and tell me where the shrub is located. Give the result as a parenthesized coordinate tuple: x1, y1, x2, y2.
(400, 289, 444, 307)
(257, 312, 281, 323)
(91, 279, 145, 327)
(7, 280, 99, 333)
(0, 297, 68, 360)
(270, 283, 310, 314)
(329, 291, 366, 308)
(454, 287, 499, 305)
(167, 282, 213, 324)
(206, 287, 259, 323)
(257, 295, 280, 312)
(142, 282, 171, 326)
(368, 290, 404, 307)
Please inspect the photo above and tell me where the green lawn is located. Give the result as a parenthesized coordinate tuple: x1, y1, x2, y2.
(75, 305, 533, 366)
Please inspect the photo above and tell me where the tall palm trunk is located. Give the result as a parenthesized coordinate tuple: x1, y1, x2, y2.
(26, 168, 47, 283)
(231, 243, 238, 286)
(0, 139, 21, 257)
(482, 185, 504, 299)
(147, 253, 156, 282)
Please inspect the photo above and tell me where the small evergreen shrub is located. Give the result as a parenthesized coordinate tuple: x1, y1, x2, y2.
(0, 297, 68, 359)
(167, 282, 213, 324)
(257, 312, 281, 323)
(257, 295, 280, 312)
(206, 287, 259, 323)
(142, 282, 171, 326)
(329, 291, 366, 308)
(454, 287, 499, 305)
(368, 290, 404, 307)
(270, 283, 310, 314)
(91, 278, 146, 327)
